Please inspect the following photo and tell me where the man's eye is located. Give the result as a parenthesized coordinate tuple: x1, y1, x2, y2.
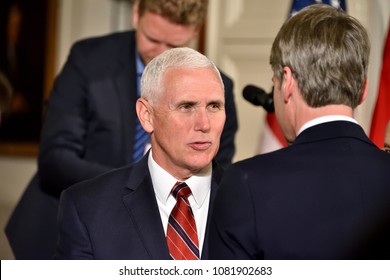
(179, 104, 193, 111)
(208, 103, 222, 112)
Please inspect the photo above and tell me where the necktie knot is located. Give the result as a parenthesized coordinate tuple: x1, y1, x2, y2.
(172, 182, 192, 200)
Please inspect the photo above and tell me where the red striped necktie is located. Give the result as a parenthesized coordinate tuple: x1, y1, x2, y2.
(166, 182, 200, 260)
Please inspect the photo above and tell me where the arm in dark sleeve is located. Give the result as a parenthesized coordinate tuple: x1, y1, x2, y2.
(38, 43, 112, 191)
(216, 72, 238, 167)
(208, 164, 260, 259)
(55, 189, 94, 260)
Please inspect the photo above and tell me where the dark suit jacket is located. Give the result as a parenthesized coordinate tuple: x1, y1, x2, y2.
(55, 154, 224, 259)
(5, 30, 237, 259)
(209, 121, 390, 259)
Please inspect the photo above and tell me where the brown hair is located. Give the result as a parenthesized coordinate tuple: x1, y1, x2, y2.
(137, 0, 208, 28)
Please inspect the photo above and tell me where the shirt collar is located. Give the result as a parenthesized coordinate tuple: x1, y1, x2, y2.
(298, 115, 358, 135)
(135, 49, 145, 77)
(148, 150, 212, 210)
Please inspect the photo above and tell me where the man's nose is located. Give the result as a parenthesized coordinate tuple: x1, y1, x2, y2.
(155, 43, 172, 56)
(194, 109, 211, 132)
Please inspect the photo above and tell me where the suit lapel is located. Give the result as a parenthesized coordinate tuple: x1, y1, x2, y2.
(201, 161, 224, 259)
(122, 155, 171, 259)
(121, 157, 225, 260)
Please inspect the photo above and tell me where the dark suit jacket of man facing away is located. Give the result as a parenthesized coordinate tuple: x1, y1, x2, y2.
(55, 153, 224, 259)
(5, 30, 238, 259)
(209, 121, 390, 259)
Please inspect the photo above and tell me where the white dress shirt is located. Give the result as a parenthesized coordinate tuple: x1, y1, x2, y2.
(148, 150, 212, 256)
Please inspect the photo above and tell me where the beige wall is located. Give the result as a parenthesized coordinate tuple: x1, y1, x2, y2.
(0, 157, 36, 259)
(1, 0, 389, 259)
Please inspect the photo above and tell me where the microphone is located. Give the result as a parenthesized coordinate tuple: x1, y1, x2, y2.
(242, 85, 274, 113)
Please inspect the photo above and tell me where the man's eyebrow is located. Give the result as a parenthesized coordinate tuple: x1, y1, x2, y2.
(177, 100, 197, 105)
(208, 99, 224, 104)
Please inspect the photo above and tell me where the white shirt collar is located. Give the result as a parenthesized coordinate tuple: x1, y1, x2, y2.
(298, 115, 358, 136)
(148, 150, 212, 210)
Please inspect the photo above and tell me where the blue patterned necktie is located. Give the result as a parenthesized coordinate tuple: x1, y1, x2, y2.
(132, 72, 149, 162)
(132, 119, 149, 162)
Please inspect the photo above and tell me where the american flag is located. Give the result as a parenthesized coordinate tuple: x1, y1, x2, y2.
(290, 0, 346, 17)
(370, 27, 390, 148)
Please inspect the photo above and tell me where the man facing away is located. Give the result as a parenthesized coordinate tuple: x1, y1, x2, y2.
(55, 47, 226, 259)
(5, 0, 238, 259)
(209, 4, 390, 260)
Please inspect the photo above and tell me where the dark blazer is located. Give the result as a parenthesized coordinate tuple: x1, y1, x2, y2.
(55, 154, 224, 260)
(5, 30, 237, 259)
(209, 121, 390, 259)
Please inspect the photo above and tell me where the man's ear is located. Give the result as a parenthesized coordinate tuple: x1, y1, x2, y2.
(282, 66, 295, 103)
(136, 98, 154, 133)
(359, 78, 368, 105)
(131, 0, 140, 29)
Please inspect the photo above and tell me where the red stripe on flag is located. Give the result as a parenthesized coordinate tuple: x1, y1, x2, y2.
(258, 112, 288, 154)
(370, 27, 390, 148)
(266, 113, 288, 147)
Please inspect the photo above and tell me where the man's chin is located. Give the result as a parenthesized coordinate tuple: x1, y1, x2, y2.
(186, 155, 213, 170)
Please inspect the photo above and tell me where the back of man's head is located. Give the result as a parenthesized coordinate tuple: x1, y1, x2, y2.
(270, 4, 370, 109)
